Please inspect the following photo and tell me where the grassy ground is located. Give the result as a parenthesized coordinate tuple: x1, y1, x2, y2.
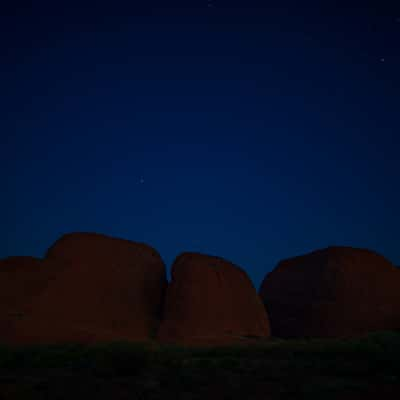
(1, 331, 400, 399)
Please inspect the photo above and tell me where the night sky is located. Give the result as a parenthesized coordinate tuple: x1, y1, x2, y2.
(2, 1, 399, 287)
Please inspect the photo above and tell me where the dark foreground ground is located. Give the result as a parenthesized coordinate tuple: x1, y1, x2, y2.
(1, 331, 400, 399)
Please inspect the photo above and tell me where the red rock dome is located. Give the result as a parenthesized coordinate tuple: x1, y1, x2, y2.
(11, 232, 167, 344)
(259, 246, 400, 338)
(158, 252, 270, 346)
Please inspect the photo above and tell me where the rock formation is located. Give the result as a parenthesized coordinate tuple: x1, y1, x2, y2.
(158, 252, 270, 346)
(0, 256, 58, 342)
(10, 232, 167, 344)
(259, 246, 400, 338)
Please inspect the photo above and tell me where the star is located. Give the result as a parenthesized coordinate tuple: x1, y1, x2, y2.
(139, 177, 145, 184)
(380, 58, 385, 62)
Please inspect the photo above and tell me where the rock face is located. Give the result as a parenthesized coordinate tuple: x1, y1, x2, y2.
(158, 252, 270, 345)
(259, 246, 400, 338)
(0, 256, 57, 342)
(11, 232, 167, 344)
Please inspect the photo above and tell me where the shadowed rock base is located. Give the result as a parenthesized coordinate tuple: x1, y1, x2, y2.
(0, 256, 62, 343)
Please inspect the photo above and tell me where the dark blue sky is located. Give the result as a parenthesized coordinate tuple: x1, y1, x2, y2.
(2, 1, 399, 287)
